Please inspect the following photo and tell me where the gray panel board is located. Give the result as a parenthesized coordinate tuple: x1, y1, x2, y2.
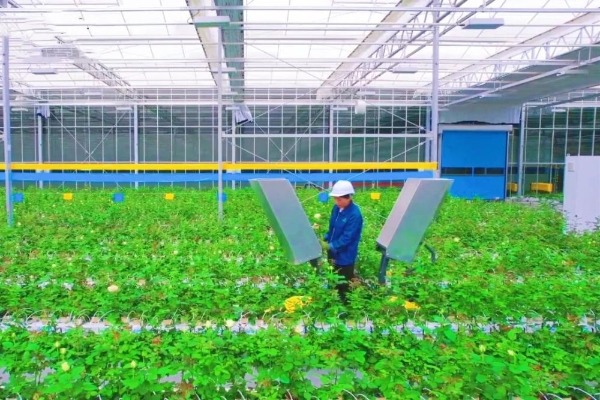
(377, 178, 453, 262)
(250, 178, 321, 264)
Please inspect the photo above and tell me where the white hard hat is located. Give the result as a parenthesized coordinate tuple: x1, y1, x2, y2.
(329, 180, 355, 197)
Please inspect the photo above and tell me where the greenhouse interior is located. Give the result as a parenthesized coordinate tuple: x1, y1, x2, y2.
(1, 0, 600, 399)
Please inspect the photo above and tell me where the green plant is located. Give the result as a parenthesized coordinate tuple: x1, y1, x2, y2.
(0, 187, 598, 398)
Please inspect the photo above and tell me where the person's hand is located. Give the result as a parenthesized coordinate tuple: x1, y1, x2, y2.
(320, 239, 329, 252)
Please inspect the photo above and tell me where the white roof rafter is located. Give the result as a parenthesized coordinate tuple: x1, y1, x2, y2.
(186, 0, 231, 89)
(316, 0, 433, 99)
(1, 0, 600, 105)
(8, 0, 218, 88)
(419, 11, 600, 98)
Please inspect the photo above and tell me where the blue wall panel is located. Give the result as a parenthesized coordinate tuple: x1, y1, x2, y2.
(441, 130, 509, 200)
(441, 176, 506, 199)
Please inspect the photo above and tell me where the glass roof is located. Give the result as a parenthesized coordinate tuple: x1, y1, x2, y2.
(2, 0, 600, 96)
(378, 0, 600, 91)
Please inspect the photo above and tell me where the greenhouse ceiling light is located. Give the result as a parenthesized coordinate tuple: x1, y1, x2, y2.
(210, 67, 236, 73)
(556, 70, 588, 76)
(30, 67, 58, 75)
(461, 18, 504, 30)
(332, 106, 348, 111)
(193, 16, 231, 28)
(391, 66, 418, 74)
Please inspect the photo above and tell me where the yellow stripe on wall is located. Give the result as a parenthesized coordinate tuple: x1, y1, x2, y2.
(0, 162, 438, 171)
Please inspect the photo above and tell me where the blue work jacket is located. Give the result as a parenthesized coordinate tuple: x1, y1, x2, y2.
(323, 201, 363, 267)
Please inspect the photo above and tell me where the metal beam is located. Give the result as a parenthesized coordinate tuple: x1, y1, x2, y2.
(186, 0, 231, 90)
(7, 100, 429, 107)
(445, 52, 600, 107)
(9, 0, 139, 100)
(527, 89, 600, 109)
(8, 57, 580, 66)
(431, 0, 440, 172)
(517, 105, 525, 197)
(2, 0, 13, 227)
(417, 12, 600, 96)
(317, 0, 430, 99)
(214, 0, 244, 94)
(53, 38, 139, 99)
(7, 2, 183, 127)
(3, 5, 600, 13)
(55, 44, 185, 126)
(317, 0, 491, 99)
(222, 133, 429, 138)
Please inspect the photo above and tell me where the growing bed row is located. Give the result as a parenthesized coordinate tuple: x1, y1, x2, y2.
(1, 323, 599, 399)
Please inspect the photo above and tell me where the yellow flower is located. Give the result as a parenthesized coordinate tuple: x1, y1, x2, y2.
(284, 296, 312, 313)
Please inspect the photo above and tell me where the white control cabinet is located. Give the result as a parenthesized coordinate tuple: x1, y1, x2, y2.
(563, 155, 600, 233)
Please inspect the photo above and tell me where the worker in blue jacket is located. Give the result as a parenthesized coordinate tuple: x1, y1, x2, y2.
(320, 180, 363, 303)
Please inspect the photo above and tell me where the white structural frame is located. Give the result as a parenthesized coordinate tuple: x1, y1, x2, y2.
(2, 0, 13, 227)
(1, 1, 599, 94)
(2, 0, 600, 224)
(217, 25, 224, 221)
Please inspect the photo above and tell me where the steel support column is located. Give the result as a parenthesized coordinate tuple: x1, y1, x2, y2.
(2, 0, 13, 226)
(431, 0, 440, 177)
(217, 27, 224, 220)
(328, 105, 334, 188)
(37, 115, 43, 189)
(231, 109, 236, 190)
(425, 105, 431, 162)
(517, 105, 526, 196)
(133, 104, 139, 189)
